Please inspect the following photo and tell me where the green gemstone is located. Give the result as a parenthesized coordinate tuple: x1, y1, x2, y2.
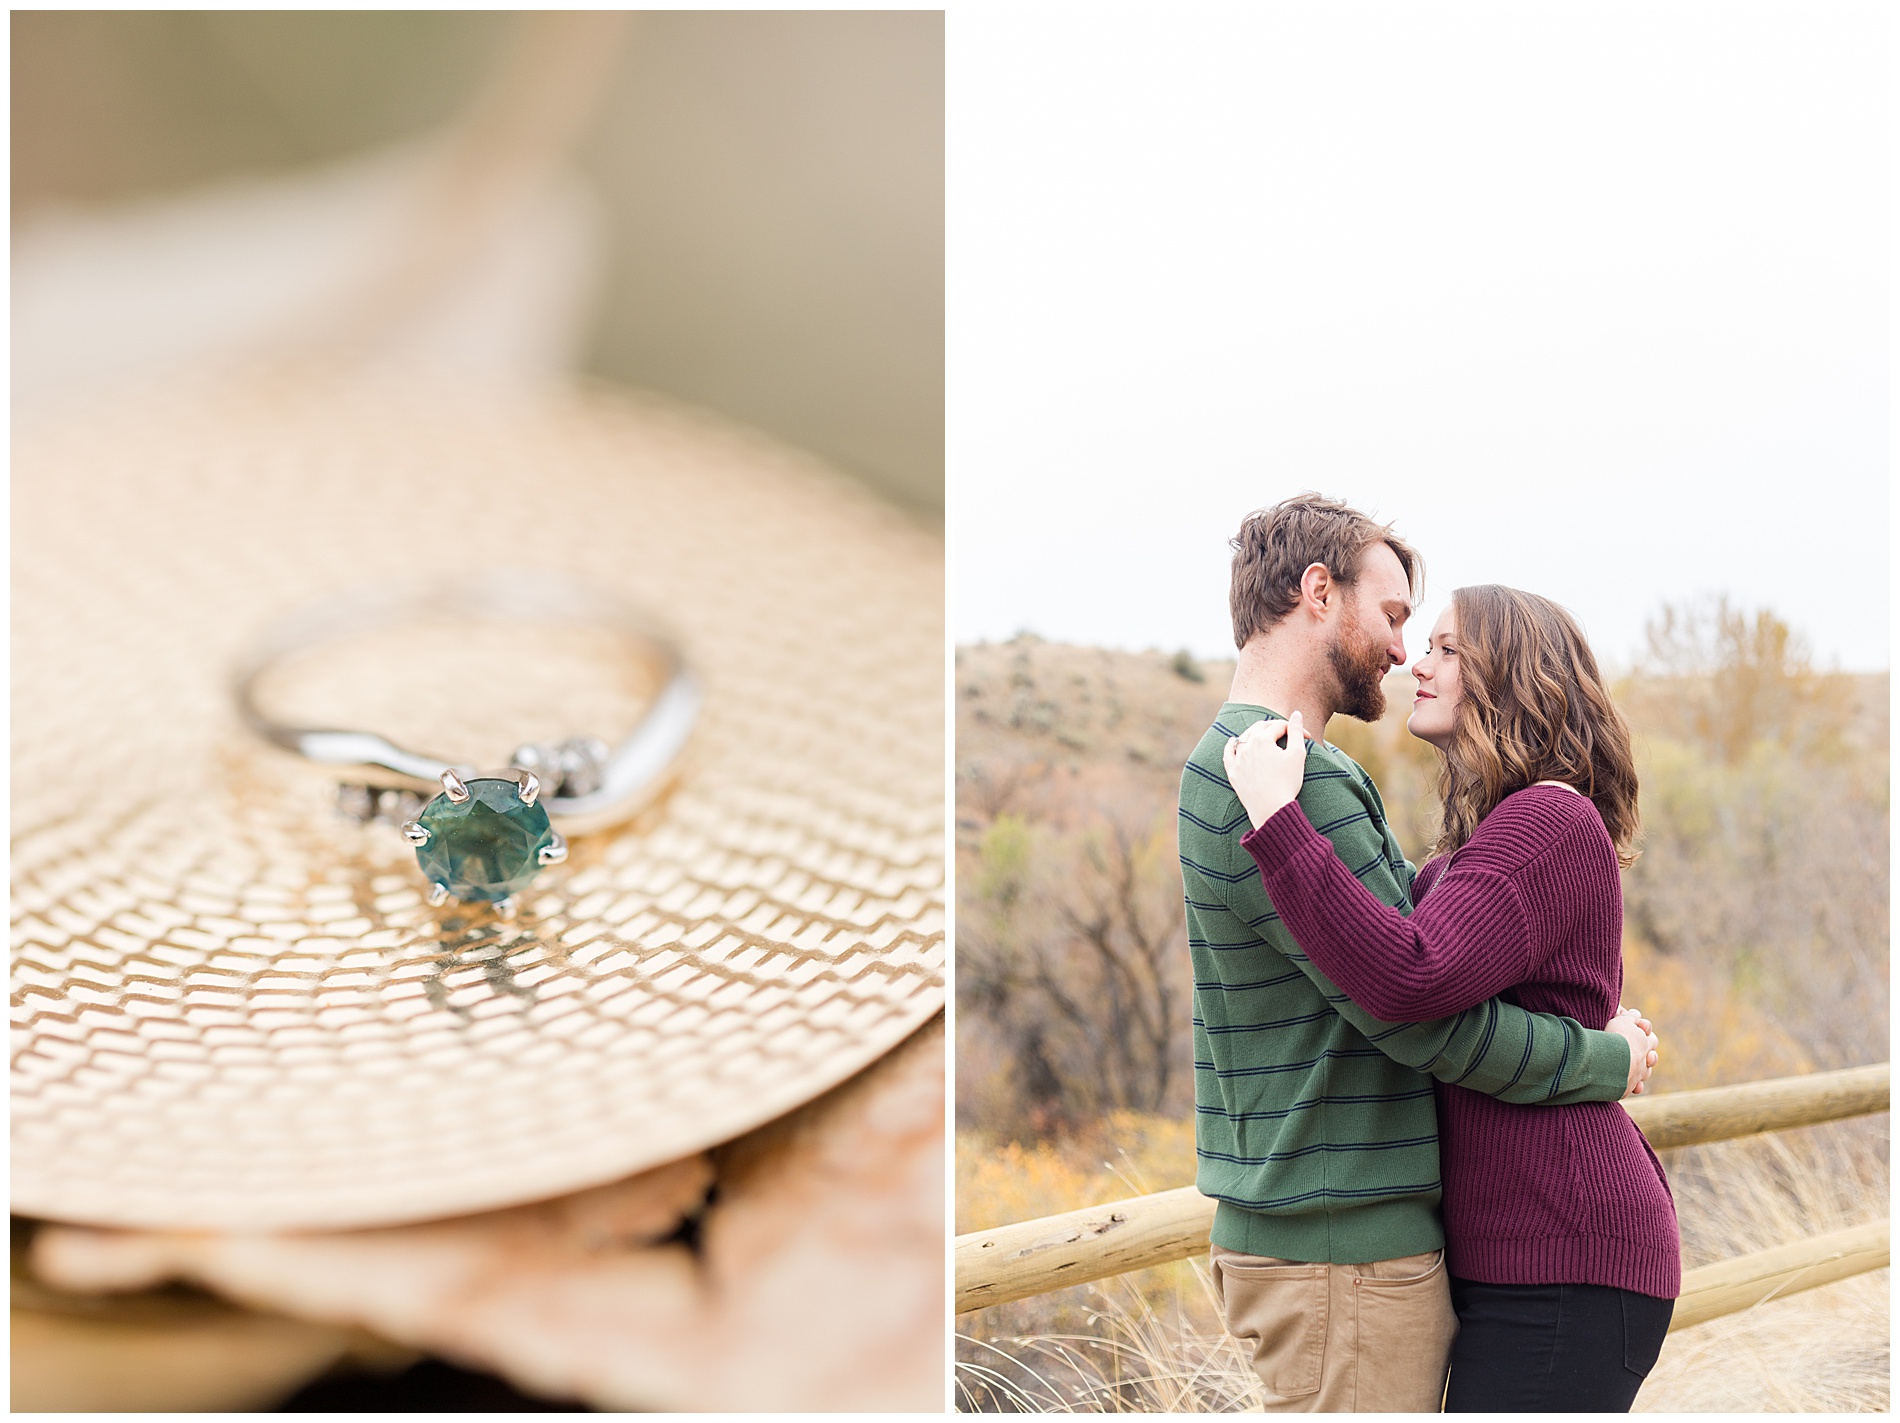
(414, 778, 554, 904)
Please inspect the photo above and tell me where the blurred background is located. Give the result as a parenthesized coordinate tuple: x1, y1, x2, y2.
(12, 9, 944, 514)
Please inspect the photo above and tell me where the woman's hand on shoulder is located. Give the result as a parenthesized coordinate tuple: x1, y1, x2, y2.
(1606, 1005, 1660, 1097)
(1224, 712, 1311, 830)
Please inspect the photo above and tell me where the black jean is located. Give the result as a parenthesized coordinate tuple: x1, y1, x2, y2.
(1443, 1276, 1674, 1413)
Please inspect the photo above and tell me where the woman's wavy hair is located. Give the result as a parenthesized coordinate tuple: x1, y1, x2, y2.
(1434, 585, 1642, 867)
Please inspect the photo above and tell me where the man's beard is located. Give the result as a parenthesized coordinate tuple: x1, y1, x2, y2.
(1328, 607, 1390, 722)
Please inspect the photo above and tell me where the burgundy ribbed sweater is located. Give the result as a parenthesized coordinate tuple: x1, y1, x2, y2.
(1241, 783, 1680, 1299)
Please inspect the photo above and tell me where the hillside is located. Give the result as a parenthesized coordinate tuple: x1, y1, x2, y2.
(958, 638, 1449, 861)
(957, 634, 1889, 1104)
(956, 639, 1231, 813)
(957, 633, 1888, 857)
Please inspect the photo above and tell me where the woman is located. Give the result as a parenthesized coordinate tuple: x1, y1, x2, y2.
(1223, 584, 1679, 1413)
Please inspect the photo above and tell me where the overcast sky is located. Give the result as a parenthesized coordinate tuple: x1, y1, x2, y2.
(951, 3, 1889, 672)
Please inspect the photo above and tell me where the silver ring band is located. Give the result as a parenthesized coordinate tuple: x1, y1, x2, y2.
(234, 574, 701, 836)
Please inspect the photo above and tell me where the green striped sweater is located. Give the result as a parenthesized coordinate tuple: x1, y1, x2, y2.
(1181, 703, 1632, 1263)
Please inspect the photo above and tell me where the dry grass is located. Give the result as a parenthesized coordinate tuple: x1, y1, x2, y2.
(1636, 1271, 1890, 1413)
(1635, 1125, 1891, 1413)
(956, 1262, 1259, 1413)
(957, 1121, 1889, 1413)
(956, 1113, 1195, 1235)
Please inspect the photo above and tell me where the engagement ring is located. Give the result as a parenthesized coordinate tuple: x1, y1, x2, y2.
(235, 574, 701, 912)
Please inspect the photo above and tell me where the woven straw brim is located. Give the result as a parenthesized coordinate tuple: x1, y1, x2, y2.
(11, 369, 944, 1231)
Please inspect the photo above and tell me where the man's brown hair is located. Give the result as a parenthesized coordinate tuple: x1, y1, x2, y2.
(1228, 493, 1423, 649)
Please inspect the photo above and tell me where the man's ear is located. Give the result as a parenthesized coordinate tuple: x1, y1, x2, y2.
(1298, 562, 1333, 619)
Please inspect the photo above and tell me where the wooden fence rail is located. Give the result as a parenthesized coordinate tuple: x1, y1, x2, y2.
(1670, 1219, 1889, 1333)
(956, 1062, 1889, 1317)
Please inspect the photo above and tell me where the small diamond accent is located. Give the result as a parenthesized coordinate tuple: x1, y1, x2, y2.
(337, 784, 427, 827)
(510, 736, 611, 799)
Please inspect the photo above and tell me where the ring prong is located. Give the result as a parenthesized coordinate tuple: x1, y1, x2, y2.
(441, 769, 471, 802)
(538, 833, 568, 866)
(516, 770, 541, 807)
(402, 820, 430, 846)
(496, 895, 519, 920)
(427, 883, 451, 907)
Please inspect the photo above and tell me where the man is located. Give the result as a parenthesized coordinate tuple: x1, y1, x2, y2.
(1180, 493, 1654, 1412)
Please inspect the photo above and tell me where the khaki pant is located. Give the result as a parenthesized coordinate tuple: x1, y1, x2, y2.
(1210, 1245, 1459, 1412)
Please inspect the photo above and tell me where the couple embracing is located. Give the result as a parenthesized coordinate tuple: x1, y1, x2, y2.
(1182, 494, 1679, 1412)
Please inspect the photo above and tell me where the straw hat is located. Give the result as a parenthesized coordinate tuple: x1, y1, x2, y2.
(11, 369, 944, 1231)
